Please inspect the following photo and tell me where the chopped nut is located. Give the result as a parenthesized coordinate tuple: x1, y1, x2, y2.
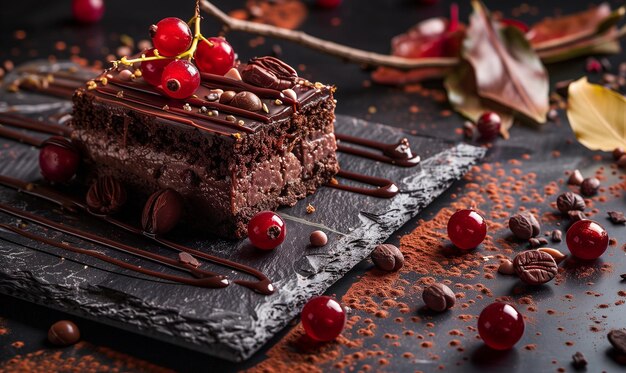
(274, 99, 283, 105)
(306, 204, 316, 214)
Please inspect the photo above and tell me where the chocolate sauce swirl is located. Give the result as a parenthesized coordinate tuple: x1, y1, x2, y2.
(335, 133, 420, 167)
(328, 170, 399, 198)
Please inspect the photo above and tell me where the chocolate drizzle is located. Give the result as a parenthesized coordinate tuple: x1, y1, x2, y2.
(0, 113, 71, 137)
(335, 133, 420, 167)
(0, 175, 275, 295)
(328, 170, 399, 198)
(0, 125, 44, 147)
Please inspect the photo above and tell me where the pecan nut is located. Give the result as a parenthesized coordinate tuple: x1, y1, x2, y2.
(241, 56, 298, 90)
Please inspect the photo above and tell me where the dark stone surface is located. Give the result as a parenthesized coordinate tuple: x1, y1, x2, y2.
(0, 72, 484, 361)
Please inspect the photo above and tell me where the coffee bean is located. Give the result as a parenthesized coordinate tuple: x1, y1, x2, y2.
(509, 212, 540, 240)
(580, 177, 600, 196)
(608, 329, 626, 354)
(537, 247, 567, 264)
(86, 176, 127, 215)
(513, 250, 558, 285)
(498, 259, 515, 275)
(422, 283, 455, 312)
(219, 90, 237, 104)
(310, 230, 328, 247)
(228, 91, 263, 112)
(141, 189, 183, 235)
(371, 244, 404, 272)
(556, 192, 585, 214)
(48, 320, 80, 346)
(572, 351, 587, 369)
(567, 169, 584, 186)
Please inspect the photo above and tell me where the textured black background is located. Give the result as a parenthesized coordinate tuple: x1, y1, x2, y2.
(1, 0, 626, 371)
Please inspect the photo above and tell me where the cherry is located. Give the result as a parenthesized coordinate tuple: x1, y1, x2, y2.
(151, 17, 193, 57)
(316, 0, 342, 8)
(476, 112, 502, 141)
(72, 0, 104, 24)
(141, 48, 172, 86)
(194, 37, 236, 76)
(247, 211, 286, 250)
(566, 220, 609, 260)
(447, 209, 487, 250)
(478, 302, 525, 350)
(39, 137, 80, 183)
(301, 296, 346, 342)
(161, 60, 200, 99)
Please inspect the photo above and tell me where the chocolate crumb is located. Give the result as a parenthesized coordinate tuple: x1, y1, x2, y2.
(306, 203, 315, 214)
(178, 252, 200, 268)
(572, 351, 587, 369)
(498, 260, 515, 275)
(613, 147, 625, 161)
(551, 229, 562, 242)
(608, 211, 626, 224)
(567, 170, 584, 186)
(621, 274, 626, 280)
(568, 210, 586, 222)
(608, 329, 626, 354)
(529, 238, 541, 248)
(580, 177, 600, 196)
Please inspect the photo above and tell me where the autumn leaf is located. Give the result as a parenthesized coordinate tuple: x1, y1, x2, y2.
(566, 77, 626, 151)
(461, 0, 549, 124)
(445, 63, 514, 138)
(529, 3, 625, 63)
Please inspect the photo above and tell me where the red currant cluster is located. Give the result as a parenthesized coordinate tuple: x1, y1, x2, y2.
(115, 7, 235, 100)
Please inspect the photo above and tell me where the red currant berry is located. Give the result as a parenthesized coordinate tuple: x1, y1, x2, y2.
(247, 211, 286, 250)
(301, 296, 346, 342)
(141, 48, 172, 86)
(478, 302, 525, 350)
(194, 38, 236, 76)
(39, 137, 80, 183)
(447, 209, 487, 250)
(566, 220, 609, 260)
(150, 18, 192, 57)
(585, 57, 603, 73)
(72, 0, 104, 24)
(161, 60, 200, 99)
(476, 112, 502, 141)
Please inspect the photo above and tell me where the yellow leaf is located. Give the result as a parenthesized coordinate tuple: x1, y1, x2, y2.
(567, 77, 626, 151)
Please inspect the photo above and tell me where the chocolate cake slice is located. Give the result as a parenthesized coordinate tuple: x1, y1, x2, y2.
(71, 57, 338, 238)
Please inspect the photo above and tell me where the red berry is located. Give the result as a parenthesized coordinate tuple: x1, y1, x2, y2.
(247, 211, 286, 250)
(566, 220, 609, 260)
(301, 296, 346, 342)
(140, 48, 173, 86)
(586, 58, 603, 73)
(39, 137, 80, 183)
(316, 0, 342, 8)
(447, 209, 487, 250)
(151, 18, 192, 57)
(194, 38, 236, 76)
(161, 60, 200, 99)
(476, 112, 502, 141)
(478, 302, 525, 350)
(72, 0, 104, 23)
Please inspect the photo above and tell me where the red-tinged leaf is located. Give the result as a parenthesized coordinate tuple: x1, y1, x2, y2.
(372, 13, 465, 85)
(528, 3, 625, 62)
(445, 63, 514, 138)
(462, 0, 549, 124)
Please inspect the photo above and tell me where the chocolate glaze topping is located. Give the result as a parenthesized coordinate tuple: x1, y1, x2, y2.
(328, 170, 399, 198)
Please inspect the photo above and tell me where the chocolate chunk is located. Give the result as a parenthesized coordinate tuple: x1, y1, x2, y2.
(48, 320, 80, 346)
(537, 237, 549, 246)
(229, 91, 263, 112)
(141, 189, 183, 235)
(371, 244, 404, 272)
(551, 229, 562, 242)
(580, 177, 600, 196)
(613, 147, 625, 161)
(513, 250, 558, 285)
(241, 56, 298, 90)
(206, 92, 219, 102)
(568, 210, 586, 222)
(608, 211, 626, 224)
(618, 155, 626, 169)
(219, 90, 236, 104)
(572, 351, 587, 369)
(422, 283, 455, 312)
(86, 176, 127, 215)
(537, 247, 567, 264)
(621, 274, 626, 280)
(568, 170, 584, 186)
(309, 230, 328, 247)
(498, 259, 515, 275)
(178, 252, 200, 268)
(509, 212, 540, 240)
(608, 329, 626, 354)
(556, 192, 585, 214)
(281, 88, 297, 101)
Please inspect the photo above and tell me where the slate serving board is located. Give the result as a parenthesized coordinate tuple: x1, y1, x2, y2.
(0, 62, 485, 362)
